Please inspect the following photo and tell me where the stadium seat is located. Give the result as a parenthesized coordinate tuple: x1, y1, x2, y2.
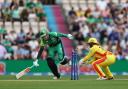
(79, 0, 86, 4)
(88, 0, 96, 4)
(0, 0, 4, 3)
(28, 13, 37, 22)
(39, 21, 47, 30)
(18, 6, 25, 13)
(6, 0, 12, 3)
(62, 0, 71, 11)
(70, 0, 78, 3)
(70, 0, 79, 11)
(5, 22, 13, 33)
(13, 22, 21, 34)
(22, 22, 30, 34)
(79, 5, 87, 11)
(0, 22, 3, 27)
(120, 0, 127, 3)
(62, 0, 70, 4)
(88, 0, 95, 11)
(72, 5, 79, 11)
(62, 4, 71, 16)
(30, 21, 39, 34)
(112, 0, 119, 3)
(79, 0, 87, 10)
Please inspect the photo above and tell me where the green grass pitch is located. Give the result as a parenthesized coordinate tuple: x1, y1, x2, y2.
(0, 75, 128, 89)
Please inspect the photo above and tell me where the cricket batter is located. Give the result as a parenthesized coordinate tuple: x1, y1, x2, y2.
(33, 27, 73, 79)
(79, 38, 116, 80)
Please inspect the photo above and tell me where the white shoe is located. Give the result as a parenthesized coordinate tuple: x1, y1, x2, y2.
(53, 76, 61, 80)
(97, 77, 107, 80)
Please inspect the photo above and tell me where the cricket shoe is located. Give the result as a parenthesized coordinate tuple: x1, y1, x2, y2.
(107, 77, 114, 80)
(53, 76, 61, 80)
(96, 77, 107, 80)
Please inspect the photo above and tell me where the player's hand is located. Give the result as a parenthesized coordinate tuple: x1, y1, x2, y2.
(79, 59, 84, 66)
(67, 34, 73, 39)
(85, 61, 90, 64)
(33, 59, 39, 67)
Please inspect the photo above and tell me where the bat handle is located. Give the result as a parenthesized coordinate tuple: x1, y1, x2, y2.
(29, 65, 35, 69)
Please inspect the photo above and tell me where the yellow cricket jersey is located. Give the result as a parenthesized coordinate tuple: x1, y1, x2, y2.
(83, 45, 112, 62)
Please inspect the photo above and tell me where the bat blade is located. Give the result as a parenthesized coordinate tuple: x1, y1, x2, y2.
(16, 67, 30, 79)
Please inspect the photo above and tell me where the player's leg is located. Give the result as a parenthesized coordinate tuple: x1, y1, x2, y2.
(92, 57, 106, 78)
(46, 47, 60, 79)
(56, 43, 70, 65)
(101, 54, 116, 80)
(46, 57, 60, 79)
(102, 66, 114, 80)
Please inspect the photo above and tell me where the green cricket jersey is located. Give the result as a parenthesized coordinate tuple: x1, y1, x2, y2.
(40, 32, 68, 47)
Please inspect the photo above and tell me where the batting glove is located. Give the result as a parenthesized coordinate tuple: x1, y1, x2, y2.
(79, 59, 85, 66)
(33, 59, 39, 67)
(67, 34, 73, 39)
(85, 61, 91, 64)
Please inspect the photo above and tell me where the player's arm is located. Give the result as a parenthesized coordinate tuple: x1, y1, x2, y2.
(88, 58, 96, 64)
(49, 32, 73, 39)
(82, 50, 95, 62)
(33, 39, 45, 67)
(36, 38, 46, 59)
(33, 47, 44, 67)
(80, 46, 96, 64)
(37, 46, 44, 59)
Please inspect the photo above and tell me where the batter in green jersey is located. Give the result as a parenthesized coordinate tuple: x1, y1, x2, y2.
(33, 27, 73, 79)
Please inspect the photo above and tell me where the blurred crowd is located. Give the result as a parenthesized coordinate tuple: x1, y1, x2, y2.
(0, 0, 46, 22)
(0, 0, 47, 60)
(0, 0, 128, 61)
(67, 0, 128, 60)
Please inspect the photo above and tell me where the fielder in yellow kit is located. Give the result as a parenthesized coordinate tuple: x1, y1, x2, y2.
(79, 38, 116, 80)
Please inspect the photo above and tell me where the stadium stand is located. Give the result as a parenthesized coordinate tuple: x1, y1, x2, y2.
(0, 0, 73, 60)
(0, 0, 128, 61)
(0, 0, 47, 60)
(0, 0, 127, 76)
(59, 0, 128, 60)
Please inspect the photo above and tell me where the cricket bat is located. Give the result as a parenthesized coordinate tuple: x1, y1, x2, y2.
(16, 65, 34, 79)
